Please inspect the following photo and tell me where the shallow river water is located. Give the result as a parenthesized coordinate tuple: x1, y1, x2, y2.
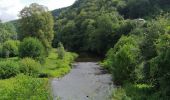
(51, 62, 113, 100)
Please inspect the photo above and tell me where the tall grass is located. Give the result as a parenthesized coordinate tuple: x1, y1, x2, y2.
(0, 74, 51, 100)
(110, 84, 161, 100)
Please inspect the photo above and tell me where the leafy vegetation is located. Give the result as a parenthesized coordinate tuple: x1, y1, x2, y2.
(19, 58, 41, 77)
(1, 40, 20, 58)
(103, 35, 140, 85)
(103, 16, 170, 99)
(0, 22, 17, 43)
(0, 60, 19, 79)
(1, 0, 170, 99)
(57, 42, 65, 59)
(41, 48, 77, 77)
(19, 3, 54, 54)
(19, 37, 45, 60)
(110, 84, 157, 100)
(0, 74, 51, 100)
(53, 0, 170, 99)
(0, 3, 77, 100)
(52, 0, 170, 56)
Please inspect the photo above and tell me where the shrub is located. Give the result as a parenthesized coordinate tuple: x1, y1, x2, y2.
(104, 35, 140, 85)
(19, 58, 41, 76)
(57, 42, 65, 59)
(0, 74, 51, 100)
(2, 40, 20, 58)
(110, 84, 156, 100)
(0, 60, 19, 79)
(149, 33, 170, 97)
(19, 37, 45, 60)
(110, 87, 130, 100)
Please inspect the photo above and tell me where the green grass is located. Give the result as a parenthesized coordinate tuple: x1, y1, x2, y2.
(0, 48, 78, 99)
(41, 49, 77, 77)
(110, 84, 160, 100)
(0, 74, 51, 100)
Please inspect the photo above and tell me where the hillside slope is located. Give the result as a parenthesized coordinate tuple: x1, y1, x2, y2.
(52, 0, 170, 55)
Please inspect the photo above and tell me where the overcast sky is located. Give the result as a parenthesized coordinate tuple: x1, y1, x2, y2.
(0, 0, 76, 22)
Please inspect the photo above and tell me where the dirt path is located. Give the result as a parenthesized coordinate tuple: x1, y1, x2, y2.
(51, 62, 113, 100)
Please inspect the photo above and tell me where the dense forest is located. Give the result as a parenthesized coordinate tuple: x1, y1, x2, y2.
(52, 0, 170, 55)
(0, 0, 170, 99)
(52, 0, 170, 99)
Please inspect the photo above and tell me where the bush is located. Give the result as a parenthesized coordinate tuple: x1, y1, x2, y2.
(110, 84, 157, 100)
(19, 58, 41, 76)
(0, 60, 19, 79)
(19, 37, 45, 60)
(104, 35, 140, 85)
(2, 40, 20, 58)
(57, 42, 65, 59)
(110, 87, 131, 100)
(149, 33, 170, 98)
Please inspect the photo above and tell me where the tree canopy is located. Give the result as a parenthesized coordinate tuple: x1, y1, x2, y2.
(0, 22, 17, 43)
(19, 3, 54, 54)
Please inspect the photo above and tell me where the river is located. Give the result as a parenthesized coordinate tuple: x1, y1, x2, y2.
(51, 62, 113, 100)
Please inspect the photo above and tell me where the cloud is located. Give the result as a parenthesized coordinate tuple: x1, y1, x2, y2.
(45, 0, 76, 10)
(0, 0, 76, 22)
(0, 0, 24, 22)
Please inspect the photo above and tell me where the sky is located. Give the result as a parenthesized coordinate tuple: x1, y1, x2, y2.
(0, 0, 76, 22)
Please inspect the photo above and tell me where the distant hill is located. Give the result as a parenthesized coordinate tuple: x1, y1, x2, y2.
(8, 0, 170, 53)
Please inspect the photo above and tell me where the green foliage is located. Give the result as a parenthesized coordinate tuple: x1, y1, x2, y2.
(0, 44, 3, 57)
(2, 40, 20, 58)
(19, 3, 54, 54)
(149, 33, 170, 98)
(53, 0, 124, 55)
(52, 0, 170, 55)
(0, 60, 19, 79)
(110, 84, 157, 100)
(114, 0, 170, 18)
(104, 35, 140, 85)
(41, 48, 77, 77)
(0, 0, 169, 99)
(57, 42, 65, 59)
(0, 22, 17, 43)
(19, 37, 45, 60)
(110, 88, 130, 100)
(0, 74, 50, 100)
(19, 58, 41, 76)
(56, 20, 78, 51)
(0, 49, 77, 99)
(106, 16, 170, 99)
(140, 19, 164, 60)
(88, 14, 122, 54)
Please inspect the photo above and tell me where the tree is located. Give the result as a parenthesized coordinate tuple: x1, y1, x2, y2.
(2, 40, 20, 58)
(60, 20, 78, 51)
(149, 33, 170, 97)
(19, 3, 54, 54)
(53, 0, 125, 55)
(104, 35, 140, 85)
(89, 14, 121, 55)
(0, 22, 17, 43)
(19, 37, 45, 60)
